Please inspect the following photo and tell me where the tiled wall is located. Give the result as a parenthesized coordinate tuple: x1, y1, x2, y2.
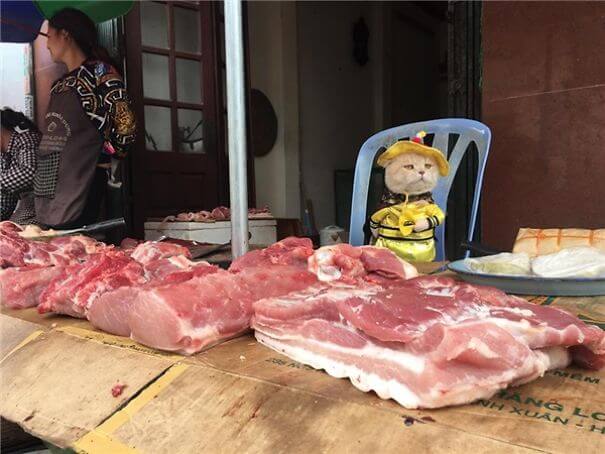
(481, 2, 605, 250)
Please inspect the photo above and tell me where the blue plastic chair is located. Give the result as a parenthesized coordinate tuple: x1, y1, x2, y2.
(348, 118, 491, 261)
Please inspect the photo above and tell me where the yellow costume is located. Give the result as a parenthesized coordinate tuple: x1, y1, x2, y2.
(369, 131, 449, 262)
(370, 199, 445, 262)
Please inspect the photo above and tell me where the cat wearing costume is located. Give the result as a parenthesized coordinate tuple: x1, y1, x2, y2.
(369, 131, 449, 262)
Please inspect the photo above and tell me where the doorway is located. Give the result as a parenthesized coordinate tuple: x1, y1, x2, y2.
(124, 1, 246, 235)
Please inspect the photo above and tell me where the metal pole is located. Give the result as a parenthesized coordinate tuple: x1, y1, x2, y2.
(224, 0, 249, 258)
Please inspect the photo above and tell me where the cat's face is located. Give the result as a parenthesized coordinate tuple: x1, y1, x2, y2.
(384, 152, 440, 195)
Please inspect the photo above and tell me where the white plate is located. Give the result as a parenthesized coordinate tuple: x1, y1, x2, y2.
(447, 260, 605, 296)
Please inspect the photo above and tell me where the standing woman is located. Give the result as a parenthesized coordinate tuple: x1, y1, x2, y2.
(1, 108, 41, 224)
(35, 8, 136, 229)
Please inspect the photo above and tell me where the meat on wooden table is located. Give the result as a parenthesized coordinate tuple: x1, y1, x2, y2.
(253, 271, 605, 409)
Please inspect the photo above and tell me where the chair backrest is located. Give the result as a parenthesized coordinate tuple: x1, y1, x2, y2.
(348, 118, 491, 261)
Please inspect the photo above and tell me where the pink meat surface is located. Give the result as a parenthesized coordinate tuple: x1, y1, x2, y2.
(129, 264, 317, 354)
(125, 238, 318, 354)
(0, 232, 28, 267)
(0, 221, 23, 235)
(125, 239, 413, 355)
(0, 265, 65, 309)
(50, 235, 105, 256)
(38, 250, 146, 318)
(87, 257, 218, 337)
(0, 231, 100, 269)
(120, 237, 141, 250)
(252, 275, 605, 409)
(0, 235, 107, 308)
(130, 241, 191, 265)
(307, 244, 418, 283)
(229, 237, 314, 272)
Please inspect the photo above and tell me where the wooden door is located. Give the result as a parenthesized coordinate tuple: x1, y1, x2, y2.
(124, 1, 229, 233)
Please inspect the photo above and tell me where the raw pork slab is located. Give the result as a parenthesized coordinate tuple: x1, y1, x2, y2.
(252, 276, 605, 409)
(87, 242, 209, 336)
(129, 264, 317, 354)
(38, 250, 146, 318)
(126, 239, 415, 355)
(0, 230, 102, 269)
(0, 265, 65, 309)
(307, 244, 418, 283)
(127, 238, 318, 354)
(0, 235, 105, 309)
(229, 237, 314, 272)
(129, 241, 191, 264)
(0, 221, 23, 235)
(88, 257, 218, 337)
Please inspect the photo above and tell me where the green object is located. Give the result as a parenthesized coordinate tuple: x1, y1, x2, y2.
(35, 1, 133, 23)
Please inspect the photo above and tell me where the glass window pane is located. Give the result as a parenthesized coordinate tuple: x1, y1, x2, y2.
(141, 2, 168, 49)
(143, 53, 170, 100)
(174, 7, 200, 54)
(176, 58, 201, 103)
(145, 106, 172, 151)
(178, 109, 204, 153)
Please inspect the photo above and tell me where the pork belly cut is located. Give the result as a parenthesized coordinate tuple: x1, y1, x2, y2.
(252, 276, 605, 408)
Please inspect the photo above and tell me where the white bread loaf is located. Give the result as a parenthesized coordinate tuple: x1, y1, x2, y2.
(512, 228, 605, 257)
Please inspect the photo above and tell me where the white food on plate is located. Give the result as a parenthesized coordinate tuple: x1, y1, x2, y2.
(531, 246, 605, 278)
(465, 252, 531, 275)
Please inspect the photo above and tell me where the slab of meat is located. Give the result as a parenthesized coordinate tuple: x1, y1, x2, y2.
(0, 230, 102, 269)
(252, 276, 605, 409)
(129, 264, 318, 354)
(0, 235, 107, 308)
(38, 250, 146, 318)
(129, 241, 191, 264)
(0, 265, 65, 309)
(87, 257, 218, 337)
(88, 239, 313, 341)
(120, 237, 141, 250)
(307, 244, 418, 283)
(229, 237, 314, 272)
(124, 240, 414, 354)
(0, 221, 23, 236)
(119, 238, 316, 353)
(50, 235, 105, 257)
